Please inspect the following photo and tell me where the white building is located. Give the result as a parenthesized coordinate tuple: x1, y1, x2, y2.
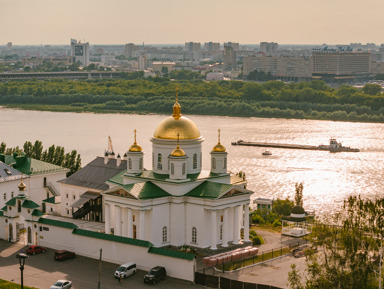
(103, 97, 253, 250)
(70, 39, 90, 66)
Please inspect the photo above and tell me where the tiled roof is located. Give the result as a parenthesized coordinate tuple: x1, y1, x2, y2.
(38, 217, 78, 229)
(2, 154, 67, 176)
(73, 228, 153, 248)
(148, 247, 195, 261)
(0, 161, 26, 183)
(186, 181, 234, 199)
(22, 199, 40, 209)
(32, 210, 44, 217)
(59, 157, 126, 190)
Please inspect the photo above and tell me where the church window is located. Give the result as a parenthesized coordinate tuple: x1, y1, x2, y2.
(11, 191, 14, 198)
(133, 215, 135, 222)
(3, 193, 6, 200)
(168, 159, 170, 170)
(212, 158, 216, 169)
(133, 225, 137, 239)
(221, 215, 223, 222)
(171, 163, 175, 175)
(162, 226, 168, 243)
(128, 158, 132, 169)
(193, 153, 197, 169)
(224, 157, 227, 169)
(182, 163, 186, 175)
(220, 225, 223, 240)
(192, 227, 197, 243)
(152, 153, 154, 167)
(28, 227, 32, 243)
(200, 153, 202, 168)
(139, 158, 142, 169)
(157, 154, 162, 170)
(18, 200, 21, 213)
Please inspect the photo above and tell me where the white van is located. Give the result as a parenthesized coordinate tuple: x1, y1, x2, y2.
(114, 262, 137, 279)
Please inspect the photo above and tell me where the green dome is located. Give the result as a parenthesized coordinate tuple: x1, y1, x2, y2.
(291, 206, 305, 214)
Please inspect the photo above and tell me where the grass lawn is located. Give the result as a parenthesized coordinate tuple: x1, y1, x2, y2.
(0, 279, 38, 289)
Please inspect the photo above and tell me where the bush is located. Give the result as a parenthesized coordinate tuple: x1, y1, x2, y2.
(252, 214, 265, 224)
(252, 235, 263, 245)
(249, 230, 258, 237)
(273, 219, 282, 227)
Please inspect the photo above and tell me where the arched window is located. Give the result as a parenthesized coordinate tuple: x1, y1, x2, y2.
(152, 152, 154, 167)
(157, 153, 162, 170)
(139, 158, 142, 169)
(28, 227, 32, 243)
(171, 163, 174, 175)
(193, 153, 197, 169)
(133, 225, 137, 239)
(200, 153, 202, 168)
(220, 225, 223, 240)
(3, 193, 6, 200)
(162, 226, 168, 243)
(182, 163, 186, 175)
(18, 200, 21, 213)
(224, 157, 227, 169)
(11, 191, 14, 198)
(168, 159, 170, 170)
(128, 158, 132, 170)
(192, 227, 197, 243)
(212, 158, 216, 169)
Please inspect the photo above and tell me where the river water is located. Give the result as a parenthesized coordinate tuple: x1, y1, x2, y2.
(1, 107, 384, 215)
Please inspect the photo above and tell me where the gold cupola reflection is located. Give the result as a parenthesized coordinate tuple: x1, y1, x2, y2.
(212, 129, 226, 152)
(129, 129, 142, 152)
(153, 89, 200, 140)
(171, 133, 186, 157)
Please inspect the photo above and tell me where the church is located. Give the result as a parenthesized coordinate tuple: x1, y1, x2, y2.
(101, 95, 253, 249)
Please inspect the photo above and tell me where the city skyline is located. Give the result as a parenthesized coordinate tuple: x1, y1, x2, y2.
(2, 0, 384, 45)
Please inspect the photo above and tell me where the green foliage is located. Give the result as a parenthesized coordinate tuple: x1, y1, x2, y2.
(288, 264, 304, 289)
(247, 70, 273, 81)
(273, 198, 294, 216)
(362, 83, 382, 96)
(294, 182, 304, 207)
(289, 196, 384, 289)
(375, 73, 384, 80)
(249, 230, 258, 237)
(0, 278, 38, 289)
(169, 69, 203, 80)
(252, 214, 265, 224)
(272, 219, 282, 227)
(1, 79, 384, 122)
(252, 235, 263, 245)
(1, 141, 81, 177)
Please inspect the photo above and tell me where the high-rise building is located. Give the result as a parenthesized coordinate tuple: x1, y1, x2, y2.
(70, 39, 90, 66)
(224, 45, 236, 71)
(311, 49, 371, 79)
(224, 42, 239, 51)
(138, 54, 149, 70)
(124, 43, 139, 59)
(260, 42, 278, 54)
(6, 42, 12, 50)
(185, 42, 201, 60)
(204, 42, 220, 51)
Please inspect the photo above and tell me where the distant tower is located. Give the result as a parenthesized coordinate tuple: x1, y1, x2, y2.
(224, 45, 236, 71)
(70, 39, 90, 66)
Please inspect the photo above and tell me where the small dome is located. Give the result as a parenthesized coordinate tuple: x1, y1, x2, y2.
(291, 206, 305, 214)
(171, 146, 186, 157)
(212, 143, 226, 152)
(18, 179, 26, 192)
(129, 143, 142, 152)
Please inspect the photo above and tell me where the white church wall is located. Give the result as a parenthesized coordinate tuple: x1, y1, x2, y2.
(0, 179, 21, 209)
(151, 203, 170, 246)
(170, 201, 186, 246)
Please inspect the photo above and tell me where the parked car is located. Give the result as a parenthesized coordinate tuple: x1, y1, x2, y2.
(26, 245, 46, 255)
(114, 262, 137, 279)
(144, 266, 166, 284)
(54, 250, 76, 261)
(50, 280, 72, 289)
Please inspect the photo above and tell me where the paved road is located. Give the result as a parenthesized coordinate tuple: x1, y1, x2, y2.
(0, 240, 202, 289)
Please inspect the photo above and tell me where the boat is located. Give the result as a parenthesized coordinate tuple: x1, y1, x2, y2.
(262, 150, 272, 156)
(317, 138, 360, 153)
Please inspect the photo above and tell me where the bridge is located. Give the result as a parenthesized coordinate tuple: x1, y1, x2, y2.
(0, 71, 123, 81)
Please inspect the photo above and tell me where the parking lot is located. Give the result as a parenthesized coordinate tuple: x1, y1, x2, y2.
(0, 240, 203, 289)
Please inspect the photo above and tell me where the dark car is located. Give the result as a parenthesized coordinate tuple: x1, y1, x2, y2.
(144, 266, 166, 284)
(54, 250, 76, 261)
(26, 245, 46, 255)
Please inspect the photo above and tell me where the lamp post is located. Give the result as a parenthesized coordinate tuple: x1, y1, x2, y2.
(16, 253, 28, 289)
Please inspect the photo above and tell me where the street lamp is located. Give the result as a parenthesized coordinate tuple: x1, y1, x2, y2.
(16, 253, 28, 289)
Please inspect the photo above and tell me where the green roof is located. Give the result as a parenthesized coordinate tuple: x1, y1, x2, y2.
(43, 197, 58, 204)
(3, 154, 68, 175)
(32, 210, 44, 217)
(73, 229, 153, 248)
(186, 181, 234, 199)
(0, 211, 3, 217)
(38, 218, 78, 229)
(106, 180, 171, 200)
(1, 206, 7, 212)
(5, 198, 16, 206)
(22, 199, 40, 209)
(148, 247, 195, 261)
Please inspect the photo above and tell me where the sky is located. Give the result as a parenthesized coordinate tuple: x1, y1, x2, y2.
(1, 0, 384, 45)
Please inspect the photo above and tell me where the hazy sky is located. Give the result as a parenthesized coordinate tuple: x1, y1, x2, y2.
(1, 0, 384, 45)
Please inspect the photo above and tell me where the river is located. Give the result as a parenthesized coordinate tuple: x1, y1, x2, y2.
(1, 107, 384, 215)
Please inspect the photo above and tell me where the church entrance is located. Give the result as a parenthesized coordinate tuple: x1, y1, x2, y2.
(9, 223, 13, 242)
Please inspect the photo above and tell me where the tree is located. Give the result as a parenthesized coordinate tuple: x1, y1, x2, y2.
(362, 83, 382, 96)
(273, 198, 294, 216)
(288, 195, 384, 289)
(294, 182, 304, 207)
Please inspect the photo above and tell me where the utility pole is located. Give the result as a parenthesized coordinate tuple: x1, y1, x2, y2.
(98, 248, 102, 289)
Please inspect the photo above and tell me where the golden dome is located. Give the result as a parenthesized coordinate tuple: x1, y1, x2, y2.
(18, 179, 26, 191)
(171, 146, 186, 157)
(129, 129, 142, 152)
(154, 116, 200, 140)
(212, 129, 226, 152)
